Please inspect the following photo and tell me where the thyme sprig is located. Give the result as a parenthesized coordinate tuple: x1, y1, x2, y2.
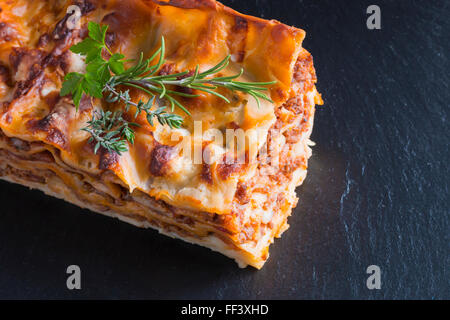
(104, 84, 184, 129)
(60, 22, 275, 155)
(82, 110, 139, 155)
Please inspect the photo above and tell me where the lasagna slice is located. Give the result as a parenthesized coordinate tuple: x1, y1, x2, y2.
(0, 0, 322, 268)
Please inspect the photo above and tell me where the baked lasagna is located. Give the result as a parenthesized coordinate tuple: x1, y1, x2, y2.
(0, 0, 322, 268)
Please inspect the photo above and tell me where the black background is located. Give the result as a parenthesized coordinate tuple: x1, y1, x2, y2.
(0, 0, 448, 299)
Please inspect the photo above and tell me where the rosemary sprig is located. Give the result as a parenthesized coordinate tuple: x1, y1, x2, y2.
(110, 48, 276, 110)
(61, 22, 276, 155)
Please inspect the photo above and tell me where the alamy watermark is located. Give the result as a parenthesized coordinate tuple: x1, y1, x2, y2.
(367, 5, 381, 30)
(170, 120, 283, 166)
(66, 265, 81, 290)
(366, 265, 381, 290)
(66, 5, 82, 30)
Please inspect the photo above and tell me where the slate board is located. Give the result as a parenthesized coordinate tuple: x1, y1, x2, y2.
(0, 0, 448, 299)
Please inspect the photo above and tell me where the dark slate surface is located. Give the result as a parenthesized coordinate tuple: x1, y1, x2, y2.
(0, 0, 448, 299)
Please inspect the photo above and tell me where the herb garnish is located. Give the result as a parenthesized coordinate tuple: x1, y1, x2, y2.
(82, 110, 138, 155)
(61, 22, 275, 154)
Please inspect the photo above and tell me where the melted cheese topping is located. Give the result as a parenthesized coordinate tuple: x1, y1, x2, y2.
(0, 0, 306, 214)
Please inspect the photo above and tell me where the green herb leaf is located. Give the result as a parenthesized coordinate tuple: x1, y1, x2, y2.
(109, 53, 125, 75)
(70, 38, 103, 63)
(60, 72, 83, 96)
(82, 110, 139, 155)
(61, 72, 84, 107)
(82, 75, 103, 98)
(86, 58, 111, 86)
(87, 21, 108, 43)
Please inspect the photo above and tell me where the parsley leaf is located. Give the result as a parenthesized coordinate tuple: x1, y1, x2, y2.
(87, 21, 108, 43)
(70, 38, 103, 63)
(108, 53, 125, 75)
(61, 72, 84, 107)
